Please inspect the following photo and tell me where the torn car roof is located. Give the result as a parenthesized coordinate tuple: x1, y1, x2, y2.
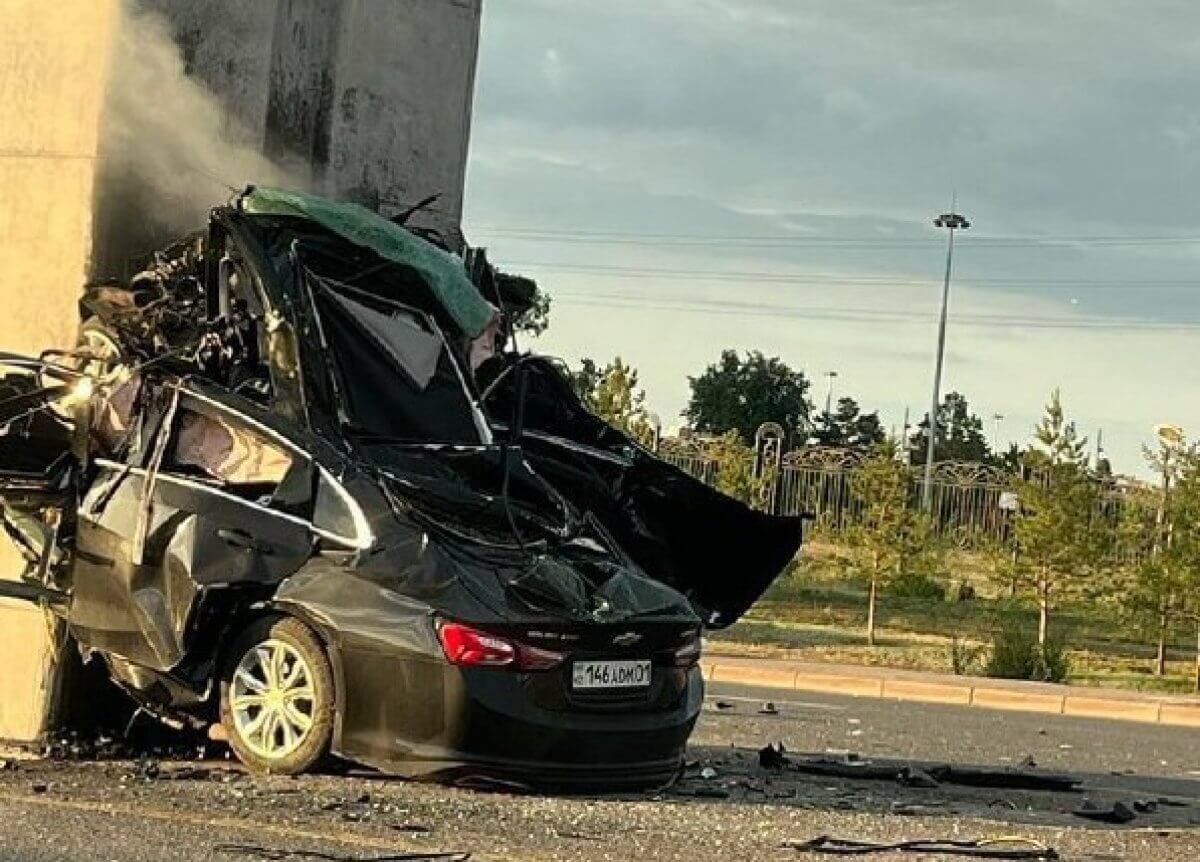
(241, 186, 494, 338)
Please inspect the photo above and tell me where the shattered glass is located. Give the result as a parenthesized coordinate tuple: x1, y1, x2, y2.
(320, 289, 443, 392)
(506, 554, 690, 622)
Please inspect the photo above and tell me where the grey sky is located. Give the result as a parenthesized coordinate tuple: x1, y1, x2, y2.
(463, 0, 1200, 474)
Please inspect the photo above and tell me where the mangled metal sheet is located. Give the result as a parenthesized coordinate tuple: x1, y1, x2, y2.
(0, 188, 801, 787)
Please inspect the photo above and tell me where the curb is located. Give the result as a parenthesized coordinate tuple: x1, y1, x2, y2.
(700, 660, 1200, 728)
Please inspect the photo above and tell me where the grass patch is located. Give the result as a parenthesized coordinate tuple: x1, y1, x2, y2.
(716, 539, 1200, 694)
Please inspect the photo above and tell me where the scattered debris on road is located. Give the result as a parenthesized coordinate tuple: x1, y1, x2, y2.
(1071, 800, 1137, 824)
(784, 835, 1059, 859)
(785, 754, 1081, 792)
(214, 845, 469, 862)
(896, 767, 940, 788)
(758, 743, 789, 770)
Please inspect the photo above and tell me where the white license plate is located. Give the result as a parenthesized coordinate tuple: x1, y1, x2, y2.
(571, 659, 652, 690)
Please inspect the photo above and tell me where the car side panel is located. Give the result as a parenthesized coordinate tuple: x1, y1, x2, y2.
(71, 464, 313, 672)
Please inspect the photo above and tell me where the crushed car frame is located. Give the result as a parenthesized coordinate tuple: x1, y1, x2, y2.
(0, 187, 802, 788)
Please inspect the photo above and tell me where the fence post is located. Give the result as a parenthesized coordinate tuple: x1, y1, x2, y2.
(754, 423, 785, 513)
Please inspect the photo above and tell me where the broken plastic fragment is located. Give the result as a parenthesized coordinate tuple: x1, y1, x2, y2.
(758, 743, 789, 770)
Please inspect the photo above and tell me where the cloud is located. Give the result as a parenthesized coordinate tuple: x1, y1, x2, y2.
(465, 1, 1200, 475)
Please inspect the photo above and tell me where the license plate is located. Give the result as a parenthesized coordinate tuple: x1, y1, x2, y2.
(571, 659, 652, 690)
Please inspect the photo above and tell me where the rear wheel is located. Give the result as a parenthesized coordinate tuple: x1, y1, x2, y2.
(219, 616, 335, 775)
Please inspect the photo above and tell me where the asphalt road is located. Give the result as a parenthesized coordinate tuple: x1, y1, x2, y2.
(1, 681, 1199, 862)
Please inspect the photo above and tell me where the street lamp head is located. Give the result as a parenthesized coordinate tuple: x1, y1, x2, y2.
(1155, 423, 1185, 447)
(934, 212, 971, 230)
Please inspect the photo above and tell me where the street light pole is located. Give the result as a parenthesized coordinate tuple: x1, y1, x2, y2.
(824, 370, 839, 415)
(922, 210, 971, 510)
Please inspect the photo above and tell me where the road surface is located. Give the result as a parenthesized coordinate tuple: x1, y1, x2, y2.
(1, 682, 1198, 861)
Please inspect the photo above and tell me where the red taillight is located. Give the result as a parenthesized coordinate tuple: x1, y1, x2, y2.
(673, 637, 702, 668)
(515, 642, 568, 671)
(438, 622, 516, 667)
(437, 621, 567, 671)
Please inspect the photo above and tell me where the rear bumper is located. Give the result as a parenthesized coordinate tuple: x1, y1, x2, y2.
(379, 745, 691, 791)
(338, 657, 704, 790)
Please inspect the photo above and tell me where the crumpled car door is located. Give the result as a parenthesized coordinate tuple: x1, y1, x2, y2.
(70, 387, 315, 671)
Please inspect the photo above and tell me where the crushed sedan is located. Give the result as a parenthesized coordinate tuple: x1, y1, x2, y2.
(0, 187, 803, 788)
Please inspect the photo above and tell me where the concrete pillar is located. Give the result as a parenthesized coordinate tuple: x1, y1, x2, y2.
(0, 0, 479, 743)
(322, 0, 482, 226)
(0, 0, 118, 743)
(133, 0, 482, 234)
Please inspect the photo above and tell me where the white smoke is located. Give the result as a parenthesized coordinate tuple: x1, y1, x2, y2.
(92, 1, 300, 277)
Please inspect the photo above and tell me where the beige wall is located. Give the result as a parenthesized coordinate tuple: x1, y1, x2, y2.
(0, 0, 117, 742)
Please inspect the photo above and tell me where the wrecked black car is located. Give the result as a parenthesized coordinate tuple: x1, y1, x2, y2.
(0, 187, 802, 788)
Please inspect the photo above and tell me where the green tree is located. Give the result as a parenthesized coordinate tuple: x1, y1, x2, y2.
(997, 443, 1025, 475)
(909, 392, 992, 464)
(574, 357, 653, 444)
(1174, 459, 1200, 692)
(494, 271, 551, 337)
(1123, 439, 1190, 677)
(1118, 489, 1185, 676)
(812, 397, 886, 449)
(1179, 479, 1200, 692)
(1122, 440, 1200, 680)
(569, 358, 602, 403)
(848, 441, 943, 645)
(1030, 389, 1088, 465)
(513, 288, 551, 337)
(1012, 391, 1105, 645)
(684, 349, 811, 444)
(705, 430, 773, 507)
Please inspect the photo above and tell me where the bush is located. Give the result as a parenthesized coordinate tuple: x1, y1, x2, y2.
(987, 625, 1038, 679)
(986, 625, 1071, 683)
(889, 571, 946, 601)
(949, 636, 986, 676)
(1032, 637, 1071, 683)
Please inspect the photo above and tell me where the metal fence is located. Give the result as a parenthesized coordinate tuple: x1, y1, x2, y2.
(658, 440, 1125, 548)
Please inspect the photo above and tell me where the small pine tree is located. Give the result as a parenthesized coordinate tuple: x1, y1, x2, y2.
(1148, 444, 1200, 686)
(584, 357, 654, 445)
(1032, 388, 1088, 466)
(706, 430, 773, 506)
(848, 441, 943, 646)
(1118, 434, 1197, 676)
(1014, 390, 1106, 645)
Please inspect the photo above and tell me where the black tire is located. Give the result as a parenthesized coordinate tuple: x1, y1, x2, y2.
(218, 615, 335, 775)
